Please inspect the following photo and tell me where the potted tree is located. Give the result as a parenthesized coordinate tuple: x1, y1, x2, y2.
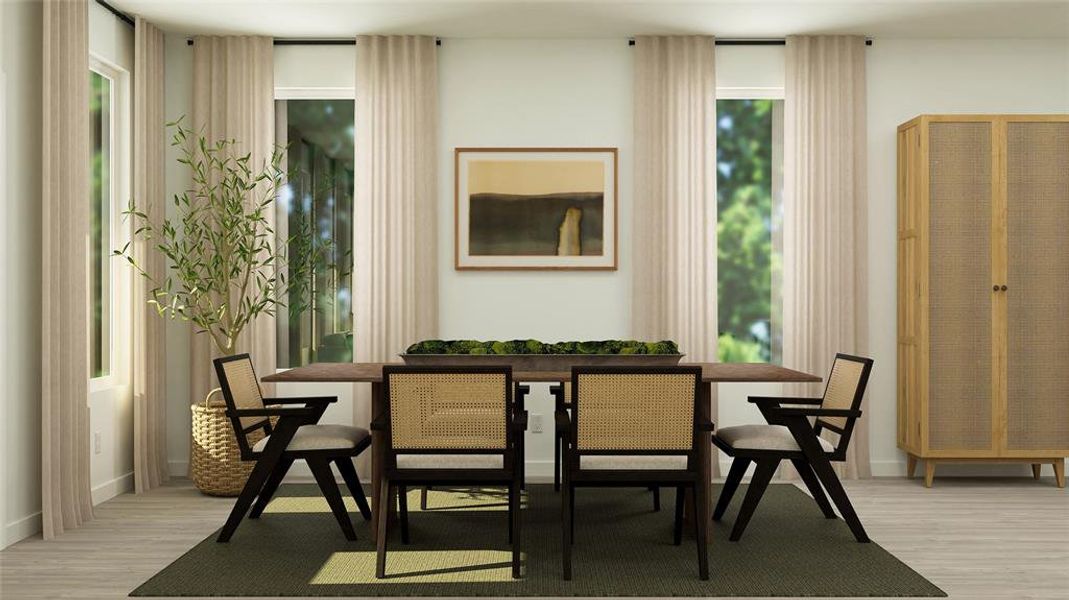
(117, 121, 324, 495)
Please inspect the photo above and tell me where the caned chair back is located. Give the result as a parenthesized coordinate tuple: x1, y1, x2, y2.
(382, 366, 514, 465)
(571, 366, 702, 455)
(213, 354, 270, 456)
(815, 353, 874, 454)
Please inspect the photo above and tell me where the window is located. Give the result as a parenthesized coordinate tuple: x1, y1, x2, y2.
(716, 98, 784, 363)
(275, 99, 355, 367)
(90, 69, 113, 378)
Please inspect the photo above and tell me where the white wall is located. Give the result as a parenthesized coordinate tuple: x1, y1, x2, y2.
(865, 38, 1069, 476)
(1, 0, 43, 550)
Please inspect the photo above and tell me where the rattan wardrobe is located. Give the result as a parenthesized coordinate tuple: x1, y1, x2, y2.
(896, 114, 1069, 488)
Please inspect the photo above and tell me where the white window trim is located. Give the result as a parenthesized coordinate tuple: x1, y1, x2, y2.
(717, 86, 785, 100)
(89, 54, 131, 393)
(274, 87, 355, 100)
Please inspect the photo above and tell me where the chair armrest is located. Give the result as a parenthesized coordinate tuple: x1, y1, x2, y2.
(515, 384, 531, 396)
(370, 415, 389, 432)
(747, 396, 824, 406)
(262, 396, 337, 406)
(773, 407, 862, 419)
(227, 406, 318, 419)
(555, 410, 571, 433)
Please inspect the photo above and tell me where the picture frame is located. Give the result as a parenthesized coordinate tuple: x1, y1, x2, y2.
(454, 147, 618, 270)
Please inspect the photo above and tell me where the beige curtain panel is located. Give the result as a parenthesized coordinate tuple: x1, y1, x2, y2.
(189, 36, 276, 408)
(783, 35, 870, 479)
(631, 36, 719, 474)
(41, 0, 93, 539)
(133, 17, 169, 493)
(353, 35, 439, 473)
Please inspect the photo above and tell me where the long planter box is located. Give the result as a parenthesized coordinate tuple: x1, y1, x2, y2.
(399, 353, 684, 371)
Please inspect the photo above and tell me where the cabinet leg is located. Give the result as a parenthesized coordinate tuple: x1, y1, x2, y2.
(1054, 461, 1065, 489)
(924, 461, 936, 488)
(1031, 464, 1042, 480)
(907, 455, 917, 479)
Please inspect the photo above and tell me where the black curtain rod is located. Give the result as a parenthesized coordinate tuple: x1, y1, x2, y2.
(188, 38, 442, 46)
(628, 38, 872, 46)
(95, 0, 134, 27)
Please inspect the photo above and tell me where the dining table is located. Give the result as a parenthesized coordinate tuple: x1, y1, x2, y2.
(262, 361, 822, 541)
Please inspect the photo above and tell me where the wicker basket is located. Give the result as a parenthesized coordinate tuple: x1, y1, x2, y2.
(190, 389, 267, 497)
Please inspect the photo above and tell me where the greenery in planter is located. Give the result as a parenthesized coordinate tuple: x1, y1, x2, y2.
(405, 339, 679, 355)
(115, 120, 328, 355)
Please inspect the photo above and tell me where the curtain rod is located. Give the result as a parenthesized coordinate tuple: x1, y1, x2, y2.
(627, 38, 873, 46)
(187, 38, 442, 46)
(95, 0, 134, 27)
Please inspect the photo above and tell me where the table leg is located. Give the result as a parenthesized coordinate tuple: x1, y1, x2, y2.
(369, 381, 396, 542)
(684, 381, 714, 541)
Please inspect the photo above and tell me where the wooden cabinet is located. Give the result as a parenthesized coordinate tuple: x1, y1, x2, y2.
(897, 115, 1069, 488)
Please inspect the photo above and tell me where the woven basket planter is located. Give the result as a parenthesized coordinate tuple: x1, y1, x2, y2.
(190, 391, 267, 497)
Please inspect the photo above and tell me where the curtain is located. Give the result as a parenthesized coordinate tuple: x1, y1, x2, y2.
(41, 0, 93, 539)
(631, 36, 719, 475)
(353, 35, 439, 472)
(132, 17, 168, 493)
(189, 36, 276, 410)
(783, 35, 870, 479)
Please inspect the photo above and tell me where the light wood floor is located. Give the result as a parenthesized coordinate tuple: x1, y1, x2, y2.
(1, 477, 1066, 599)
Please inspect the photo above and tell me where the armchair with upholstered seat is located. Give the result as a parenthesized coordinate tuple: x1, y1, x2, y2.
(211, 354, 373, 543)
(711, 353, 874, 543)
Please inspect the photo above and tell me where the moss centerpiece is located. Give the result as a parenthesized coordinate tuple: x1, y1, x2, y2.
(401, 339, 683, 370)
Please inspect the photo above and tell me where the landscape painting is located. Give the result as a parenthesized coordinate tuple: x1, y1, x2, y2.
(455, 148, 617, 270)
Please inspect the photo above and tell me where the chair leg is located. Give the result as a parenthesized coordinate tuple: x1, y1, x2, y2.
(729, 459, 778, 542)
(375, 480, 390, 579)
(249, 456, 294, 519)
(651, 486, 661, 512)
(510, 481, 522, 579)
(562, 480, 572, 580)
(421, 486, 430, 510)
(569, 484, 576, 544)
(554, 433, 562, 492)
(790, 458, 836, 519)
(692, 482, 709, 580)
(398, 485, 410, 544)
(334, 457, 372, 521)
(808, 453, 870, 542)
(308, 458, 356, 542)
(713, 457, 751, 521)
(216, 451, 281, 542)
(673, 485, 685, 545)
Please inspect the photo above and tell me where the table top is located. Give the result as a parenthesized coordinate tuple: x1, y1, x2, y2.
(262, 362, 822, 384)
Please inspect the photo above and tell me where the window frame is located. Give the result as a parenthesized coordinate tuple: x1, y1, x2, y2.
(88, 55, 131, 391)
(272, 88, 356, 371)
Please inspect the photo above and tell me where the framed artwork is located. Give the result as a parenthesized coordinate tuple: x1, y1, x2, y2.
(454, 147, 618, 270)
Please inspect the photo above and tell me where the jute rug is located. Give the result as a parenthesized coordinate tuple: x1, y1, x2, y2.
(131, 483, 944, 597)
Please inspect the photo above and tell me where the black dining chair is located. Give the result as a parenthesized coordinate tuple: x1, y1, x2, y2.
(711, 353, 874, 543)
(212, 354, 372, 543)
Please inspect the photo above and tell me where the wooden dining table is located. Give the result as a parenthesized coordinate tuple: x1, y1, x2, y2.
(263, 361, 821, 541)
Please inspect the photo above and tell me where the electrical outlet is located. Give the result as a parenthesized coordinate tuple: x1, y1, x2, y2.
(530, 413, 544, 434)
(94, 432, 102, 455)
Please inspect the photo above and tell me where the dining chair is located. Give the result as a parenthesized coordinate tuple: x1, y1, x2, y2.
(212, 354, 372, 543)
(711, 353, 874, 543)
(551, 382, 663, 510)
(557, 366, 712, 581)
(373, 366, 527, 579)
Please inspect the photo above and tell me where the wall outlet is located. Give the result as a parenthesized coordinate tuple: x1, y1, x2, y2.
(94, 432, 102, 455)
(530, 413, 544, 434)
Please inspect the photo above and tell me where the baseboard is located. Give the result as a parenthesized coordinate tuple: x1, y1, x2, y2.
(2, 512, 41, 550)
(92, 472, 134, 506)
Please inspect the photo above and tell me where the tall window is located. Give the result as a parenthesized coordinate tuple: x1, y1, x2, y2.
(90, 70, 112, 378)
(275, 99, 355, 367)
(716, 98, 784, 363)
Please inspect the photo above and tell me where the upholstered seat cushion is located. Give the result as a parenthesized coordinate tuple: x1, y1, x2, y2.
(253, 424, 369, 453)
(579, 455, 689, 470)
(395, 454, 504, 469)
(715, 424, 835, 453)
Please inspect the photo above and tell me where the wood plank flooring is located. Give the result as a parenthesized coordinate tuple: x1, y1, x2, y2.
(1, 477, 1065, 599)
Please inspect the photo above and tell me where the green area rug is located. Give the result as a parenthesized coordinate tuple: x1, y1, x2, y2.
(131, 483, 944, 597)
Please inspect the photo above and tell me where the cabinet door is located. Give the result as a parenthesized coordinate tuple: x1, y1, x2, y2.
(1005, 120, 1069, 454)
(927, 121, 994, 452)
